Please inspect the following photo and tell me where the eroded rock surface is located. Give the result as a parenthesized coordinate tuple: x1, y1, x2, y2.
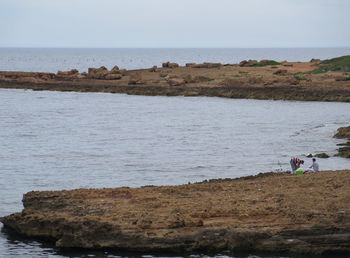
(1, 171, 350, 254)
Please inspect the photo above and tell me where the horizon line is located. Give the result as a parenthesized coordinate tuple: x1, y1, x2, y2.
(1, 46, 350, 49)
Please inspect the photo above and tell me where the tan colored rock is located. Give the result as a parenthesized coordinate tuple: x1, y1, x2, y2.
(335, 75, 348, 81)
(87, 67, 109, 79)
(168, 78, 185, 86)
(310, 58, 321, 63)
(120, 69, 127, 76)
(128, 73, 143, 84)
(1, 171, 350, 254)
(105, 74, 122, 80)
(162, 62, 179, 68)
(111, 65, 119, 72)
(57, 69, 79, 76)
(149, 65, 158, 72)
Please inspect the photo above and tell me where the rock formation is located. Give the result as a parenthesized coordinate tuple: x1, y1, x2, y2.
(1, 171, 350, 254)
(334, 126, 350, 158)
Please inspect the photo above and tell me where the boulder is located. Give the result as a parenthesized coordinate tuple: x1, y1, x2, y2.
(314, 153, 330, 158)
(168, 62, 179, 68)
(185, 63, 196, 67)
(149, 65, 158, 72)
(119, 69, 127, 76)
(128, 73, 143, 85)
(111, 66, 120, 73)
(310, 59, 321, 63)
(162, 62, 179, 68)
(239, 60, 258, 67)
(335, 75, 348, 81)
(191, 63, 222, 68)
(87, 67, 109, 79)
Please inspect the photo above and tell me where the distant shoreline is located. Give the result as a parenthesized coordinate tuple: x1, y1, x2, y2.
(1, 57, 350, 102)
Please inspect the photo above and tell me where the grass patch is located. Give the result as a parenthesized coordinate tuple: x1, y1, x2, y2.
(294, 75, 307, 81)
(308, 55, 350, 74)
(293, 72, 307, 80)
(253, 60, 281, 67)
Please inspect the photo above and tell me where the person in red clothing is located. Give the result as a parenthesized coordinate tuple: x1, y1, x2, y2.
(290, 157, 304, 172)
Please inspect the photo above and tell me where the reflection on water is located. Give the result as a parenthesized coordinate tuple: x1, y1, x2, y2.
(1, 89, 350, 257)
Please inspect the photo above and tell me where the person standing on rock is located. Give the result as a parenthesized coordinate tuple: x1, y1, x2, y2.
(290, 157, 304, 172)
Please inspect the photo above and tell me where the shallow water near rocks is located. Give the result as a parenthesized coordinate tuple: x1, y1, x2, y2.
(1, 88, 350, 257)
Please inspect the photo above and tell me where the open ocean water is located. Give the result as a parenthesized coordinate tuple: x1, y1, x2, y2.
(1, 48, 350, 257)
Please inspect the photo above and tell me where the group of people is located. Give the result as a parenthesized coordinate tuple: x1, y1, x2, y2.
(290, 157, 319, 173)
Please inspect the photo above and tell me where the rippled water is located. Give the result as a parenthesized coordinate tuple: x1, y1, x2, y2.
(1, 88, 350, 257)
(1, 47, 350, 73)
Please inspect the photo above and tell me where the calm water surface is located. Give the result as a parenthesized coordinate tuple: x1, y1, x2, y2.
(1, 48, 350, 72)
(0, 89, 350, 257)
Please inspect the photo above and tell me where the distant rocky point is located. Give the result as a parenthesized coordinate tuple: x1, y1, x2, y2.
(0, 56, 349, 102)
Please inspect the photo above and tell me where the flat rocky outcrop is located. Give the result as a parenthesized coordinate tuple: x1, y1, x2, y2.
(1, 171, 350, 254)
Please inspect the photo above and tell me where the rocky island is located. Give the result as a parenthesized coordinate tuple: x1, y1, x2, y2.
(1, 170, 350, 255)
(1, 56, 350, 102)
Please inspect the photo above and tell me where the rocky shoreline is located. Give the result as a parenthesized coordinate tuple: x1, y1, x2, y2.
(335, 126, 350, 158)
(1, 57, 350, 102)
(1, 170, 350, 254)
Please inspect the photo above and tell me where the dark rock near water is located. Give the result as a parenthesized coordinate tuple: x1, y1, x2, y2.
(162, 62, 179, 68)
(314, 153, 330, 158)
(334, 126, 350, 158)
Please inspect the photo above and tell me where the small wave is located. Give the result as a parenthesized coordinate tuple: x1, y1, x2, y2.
(15, 134, 38, 137)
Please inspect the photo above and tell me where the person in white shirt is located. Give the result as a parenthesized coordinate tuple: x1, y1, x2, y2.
(306, 158, 319, 172)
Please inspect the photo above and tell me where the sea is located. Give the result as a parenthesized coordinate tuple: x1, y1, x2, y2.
(1, 48, 350, 258)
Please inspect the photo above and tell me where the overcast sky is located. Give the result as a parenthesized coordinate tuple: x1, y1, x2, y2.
(1, 0, 349, 48)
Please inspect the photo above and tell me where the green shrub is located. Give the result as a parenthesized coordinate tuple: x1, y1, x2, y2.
(253, 60, 281, 67)
(308, 55, 350, 74)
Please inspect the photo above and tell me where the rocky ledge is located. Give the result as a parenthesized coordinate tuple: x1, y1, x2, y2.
(1, 170, 350, 254)
(335, 126, 350, 158)
(1, 56, 350, 102)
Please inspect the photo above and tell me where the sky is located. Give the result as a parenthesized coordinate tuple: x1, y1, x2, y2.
(1, 0, 349, 48)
